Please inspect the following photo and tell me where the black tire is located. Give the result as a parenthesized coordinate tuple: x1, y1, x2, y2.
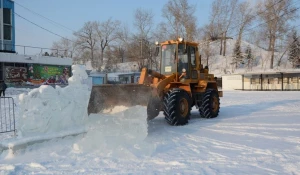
(147, 97, 161, 121)
(199, 89, 220, 118)
(163, 89, 191, 126)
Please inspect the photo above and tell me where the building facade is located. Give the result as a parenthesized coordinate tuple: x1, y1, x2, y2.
(0, 0, 15, 52)
(0, 52, 72, 87)
(222, 72, 300, 91)
(0, 0, 73, 87)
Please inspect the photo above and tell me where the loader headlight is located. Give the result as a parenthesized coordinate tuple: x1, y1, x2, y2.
(178, 37, 183, 42)
(155, 41, 159, 45)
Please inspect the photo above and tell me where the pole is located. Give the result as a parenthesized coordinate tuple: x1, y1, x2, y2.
(242, 75, 244, 90)
(297, 77, 300, 90)
(281, 72, 284, 91)
(260, 74, 263, 91)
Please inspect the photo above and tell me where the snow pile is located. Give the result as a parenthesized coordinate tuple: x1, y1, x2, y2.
(17, 65, 90, 137)
(9, 64, 151, 157)
(74, 106, 151, 157)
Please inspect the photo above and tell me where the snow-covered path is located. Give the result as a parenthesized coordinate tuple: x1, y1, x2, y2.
(1, 91, 300, 174)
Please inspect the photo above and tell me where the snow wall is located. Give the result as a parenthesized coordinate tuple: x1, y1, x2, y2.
(16, 65, 151, 157)
(18, 65, 91, 137)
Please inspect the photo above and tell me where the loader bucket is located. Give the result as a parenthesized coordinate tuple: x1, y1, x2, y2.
(88, 84, 152, 114)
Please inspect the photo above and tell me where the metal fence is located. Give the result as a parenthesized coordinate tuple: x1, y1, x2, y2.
(1, 43, 73, 58)
(0, 97, 16, 134)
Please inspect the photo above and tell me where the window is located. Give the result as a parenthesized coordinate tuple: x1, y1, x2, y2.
(3, 9, 11, 25)
(278, 78, 282, 84)
(4, 25, 12, 40)
(191, 70, 198, 79)
(3, 8, 12, 41)
(161, 44, 177, 74)
(178, 44, 189, 78)
(4, 62, 14, 67)
(15, 63, 26, 67)
(190, 46, 196, 67)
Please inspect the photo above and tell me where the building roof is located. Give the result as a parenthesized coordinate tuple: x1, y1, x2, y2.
(0, 52, 72, 66)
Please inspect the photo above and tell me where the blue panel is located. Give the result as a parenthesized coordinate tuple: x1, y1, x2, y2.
(11, 1, 15, 52)
(92, 77, 103, 85)
(3, 0, 14, 9)
(2, 0, 15, 52)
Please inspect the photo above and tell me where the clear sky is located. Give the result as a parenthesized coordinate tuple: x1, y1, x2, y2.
(13, 0, 212, 54)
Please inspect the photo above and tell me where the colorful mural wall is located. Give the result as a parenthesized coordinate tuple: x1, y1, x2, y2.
(5, 67, 27, 85)
(27, 64, 71, 85)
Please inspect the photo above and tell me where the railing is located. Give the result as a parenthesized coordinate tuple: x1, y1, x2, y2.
(1, 43, 73, 58)
(0, 97, 16, 134)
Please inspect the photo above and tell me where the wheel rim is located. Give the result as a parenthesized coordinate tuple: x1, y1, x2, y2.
(179, 98, 189, 117)
(212, 96, 219, 113)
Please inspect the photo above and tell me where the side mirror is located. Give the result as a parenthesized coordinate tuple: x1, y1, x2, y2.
(154, 46, 159, 57)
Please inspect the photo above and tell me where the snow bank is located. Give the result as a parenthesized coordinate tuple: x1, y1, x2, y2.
(74, 106, 152, 157)
(17, 65, 90, 137)
(10, 64, 151, 158)
(2, 64, 153, 159)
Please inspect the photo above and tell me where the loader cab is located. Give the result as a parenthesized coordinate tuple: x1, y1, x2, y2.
(160, 42, 197, 81)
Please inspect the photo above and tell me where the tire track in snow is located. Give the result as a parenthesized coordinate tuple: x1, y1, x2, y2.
(185, 135, 300, 174)
(186, 135, 273, 155)
(213, 125, 300, 132)
(202, 128, 300, 144)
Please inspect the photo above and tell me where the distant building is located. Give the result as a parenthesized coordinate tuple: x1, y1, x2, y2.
(222, 72, 300, 91)
(0, 0, 72, 87)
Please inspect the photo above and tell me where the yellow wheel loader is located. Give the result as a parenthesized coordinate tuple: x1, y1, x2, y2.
(88, 38, 223, 126)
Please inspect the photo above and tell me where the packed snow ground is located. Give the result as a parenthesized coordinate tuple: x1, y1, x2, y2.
(0, 68, 300, 174)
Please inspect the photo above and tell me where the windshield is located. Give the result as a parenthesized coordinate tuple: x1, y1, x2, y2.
(178, 44, 189, 77)
(160, 44, 177, 74)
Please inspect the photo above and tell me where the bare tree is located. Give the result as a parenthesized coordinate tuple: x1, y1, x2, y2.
(134, 8, 154, 39)
(198, 25, 217, 68)
(73, 51, 91, 65)
(132, 8, 155, 69)
(74, 21, 98, 67)
(231, 1, 256, 70)
(95, 18, 121, 70)
(234, 1, 256, 51)
(52, 37, 75, 58)
(153, 22, 170, 42)
(257, 0, 298, 69)
(162, 0, 197, 40)
(210, 0, 238, 56)
(103, 45, 123, 72)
